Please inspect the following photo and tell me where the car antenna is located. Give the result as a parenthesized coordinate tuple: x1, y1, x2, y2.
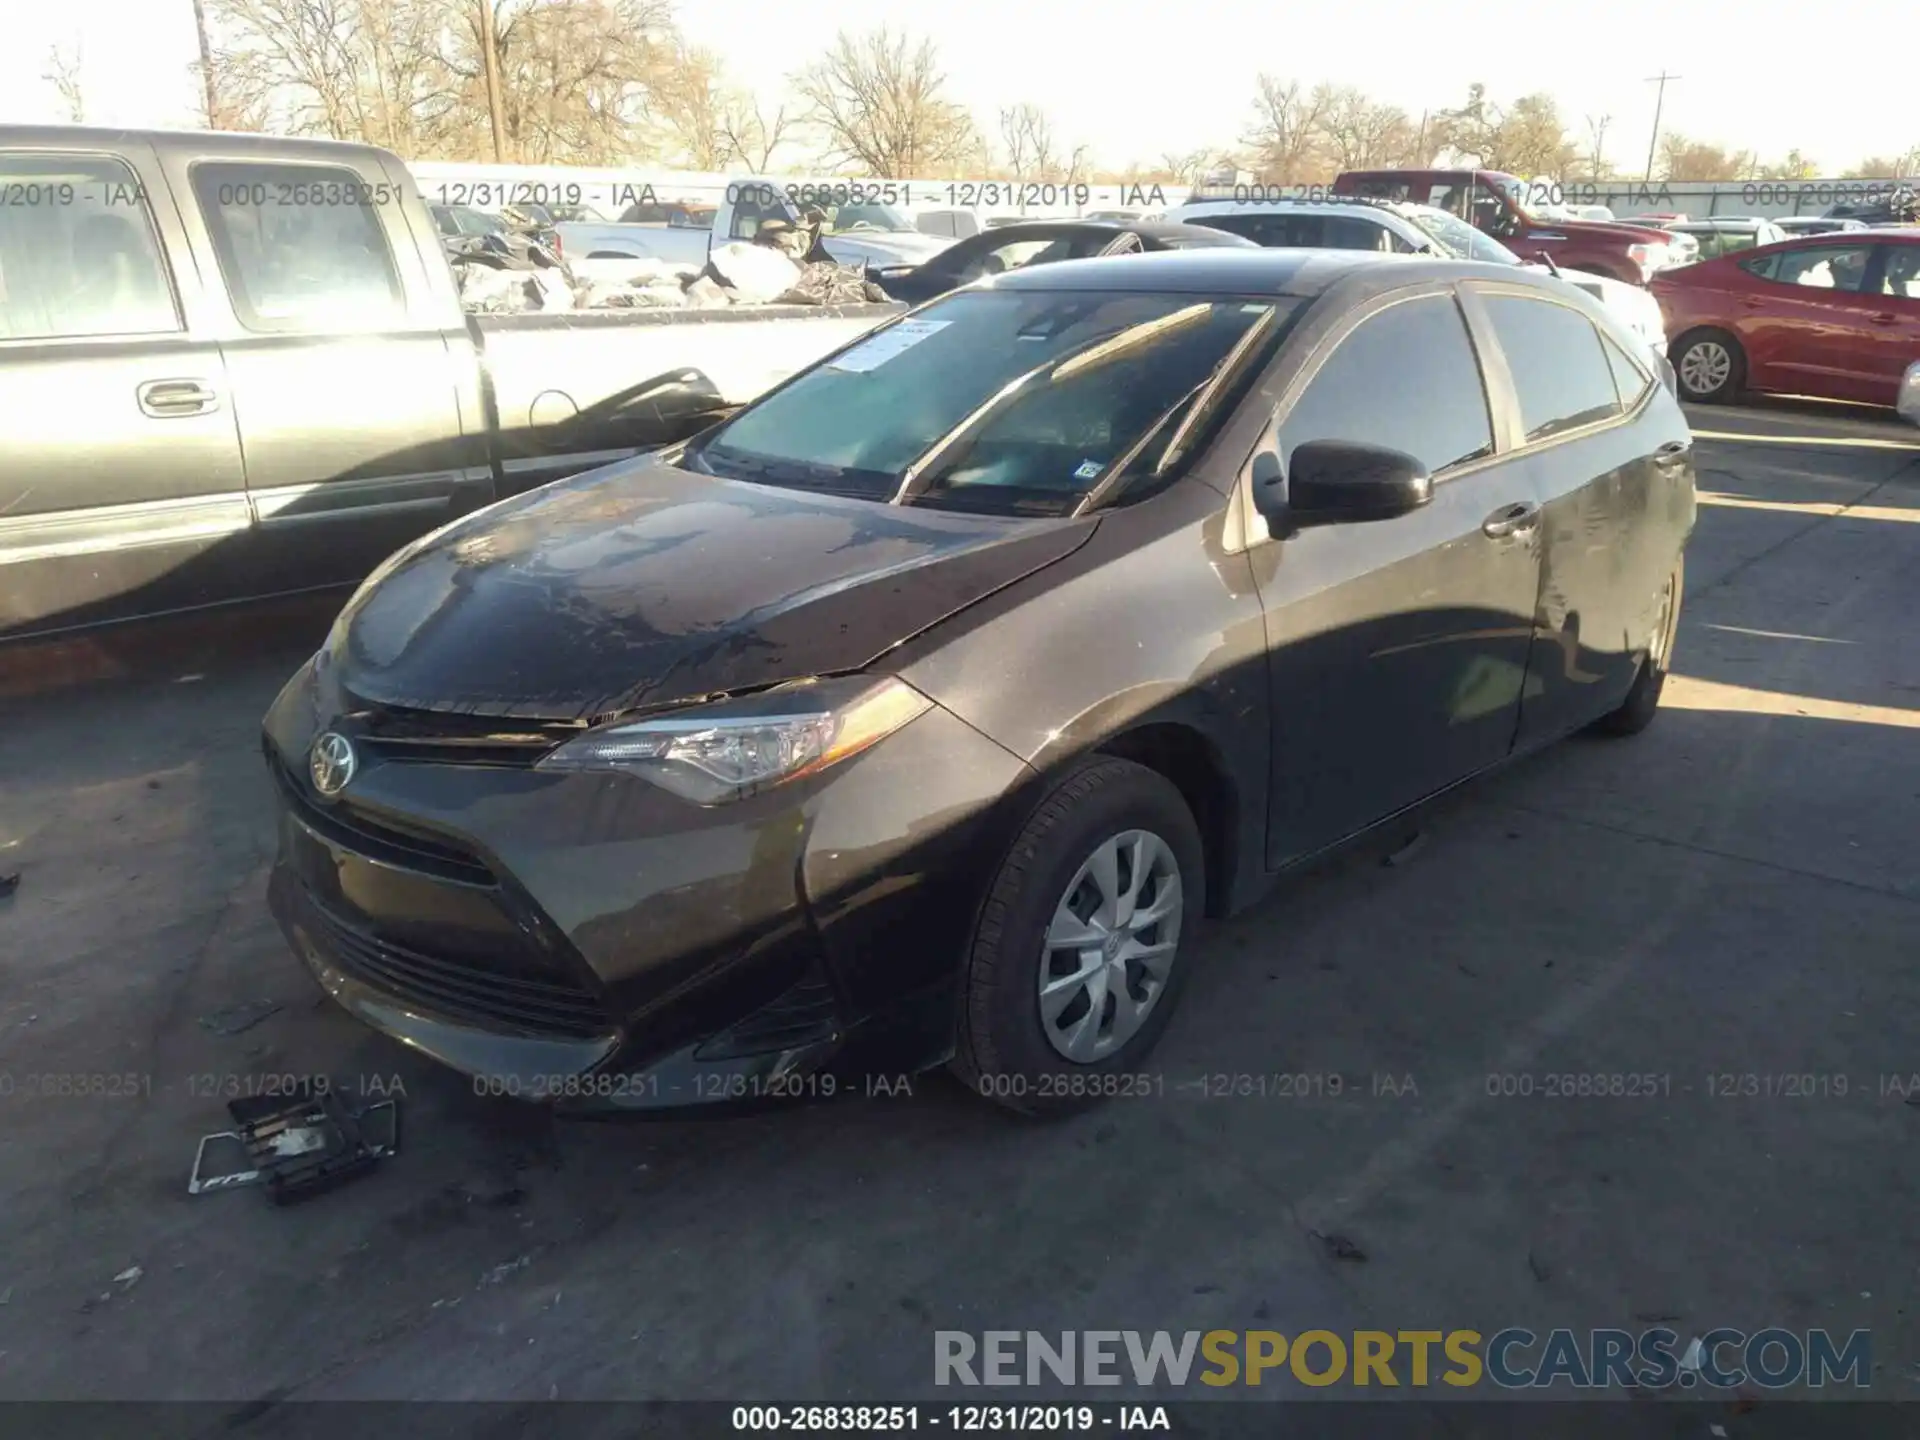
(1538, 251, 1563, 277)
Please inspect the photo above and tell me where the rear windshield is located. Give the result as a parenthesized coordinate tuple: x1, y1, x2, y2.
(688, 289, 1293, 516)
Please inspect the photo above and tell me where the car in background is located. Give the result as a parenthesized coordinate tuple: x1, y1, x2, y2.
(1775, 216, 1869, 237)
(431, 202, 508, 240)
(1657, 218, 1787, 261)
(871, 219, 1254, 304)
(1331, 168, 1685, 283)
(1167, 196, 1670, 359)
(1650, 230, 1920, 406)
(1824, 187, 1918, 226)
(263, 248, 1694, 1115)
(1574, 205, 1616, 222)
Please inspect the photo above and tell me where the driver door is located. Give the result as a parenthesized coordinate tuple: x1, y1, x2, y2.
(1244, 285, 1543, 864)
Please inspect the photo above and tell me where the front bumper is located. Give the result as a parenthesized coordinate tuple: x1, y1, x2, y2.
(262, 655, 1031, 1111)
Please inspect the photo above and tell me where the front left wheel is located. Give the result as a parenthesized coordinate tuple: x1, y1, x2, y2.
(952, 756, 1204, 1115)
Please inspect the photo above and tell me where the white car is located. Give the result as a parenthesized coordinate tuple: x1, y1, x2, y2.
(1167, 196, 1669, 359)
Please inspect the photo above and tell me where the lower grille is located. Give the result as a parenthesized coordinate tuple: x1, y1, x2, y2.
(299, 895, 613, 1040)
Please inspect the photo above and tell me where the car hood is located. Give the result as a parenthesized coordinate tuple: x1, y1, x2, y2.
(327, 457, 1095, 723)
(823, 231, 953, 266)
(1517, 216, 1677, 246)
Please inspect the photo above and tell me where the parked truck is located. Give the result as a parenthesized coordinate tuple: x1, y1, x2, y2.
(1330, 169, 1686, 284)
(0, 127, 904, 641)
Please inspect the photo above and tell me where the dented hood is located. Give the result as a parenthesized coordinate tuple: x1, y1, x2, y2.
(330, 457, 1094, 722)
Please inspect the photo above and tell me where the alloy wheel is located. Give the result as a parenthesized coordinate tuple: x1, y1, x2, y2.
(1037, 829, 1184, 1063)
(1679, 340, 1732, 397)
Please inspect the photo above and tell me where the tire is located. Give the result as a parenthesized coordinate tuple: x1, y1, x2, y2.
(1670, 329, 1745, 403)
(951, 756, 1205, 1116)
(1594, 557, 1683, 736)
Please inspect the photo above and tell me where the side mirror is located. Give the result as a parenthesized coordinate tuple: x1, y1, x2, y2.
(1250, 440, 1433, 526)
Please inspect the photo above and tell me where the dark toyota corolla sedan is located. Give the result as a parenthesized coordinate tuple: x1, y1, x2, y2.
(264, 250, 1695, 1115)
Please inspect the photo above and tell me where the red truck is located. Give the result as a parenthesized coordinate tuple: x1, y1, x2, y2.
(1331, 169, 1684, 285)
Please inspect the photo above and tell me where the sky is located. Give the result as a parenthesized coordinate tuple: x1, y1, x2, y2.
(0, 0, 1909, 177)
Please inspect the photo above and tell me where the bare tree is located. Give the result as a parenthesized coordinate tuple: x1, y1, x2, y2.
(1657, 133, 1752, 182)
(205, 0, 676, 164)
(650, 44, 729, 169)
(1433, 85, 1576, 177)
(206, 0, 459, 152)
(42, 42, 86, 124)
(1320, 86, 1419, 171)
(1577, 114, 1612, 180)
(793, 28, 976, 177)
(718, 94, 794, 172)
(999, 102, 1054, 182)
(1158, 150, 1215, 187)
(1757, 149, 1818, 180)
(1242, 76, 1332, 183)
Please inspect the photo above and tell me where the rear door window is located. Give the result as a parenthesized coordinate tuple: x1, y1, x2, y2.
(1197, 213, 1325, 248)
(1480, 294, 1621, 442)
(1320, 217, 1395, 251)
(0, 152, 179, 340)
(1281, 293, 1494, 475)
(191, 162, 406, 331)
(1874, 245, 1920, 300)
(1754, 245, 1875, 292)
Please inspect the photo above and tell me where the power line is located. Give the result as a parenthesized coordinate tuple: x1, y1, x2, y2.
(1644, 72, 1680, 182)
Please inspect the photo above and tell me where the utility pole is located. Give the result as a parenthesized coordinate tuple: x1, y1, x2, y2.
(477, 0, 507, 163)
(191, 0, 218, 128)
(1644, 71, 1680, 182)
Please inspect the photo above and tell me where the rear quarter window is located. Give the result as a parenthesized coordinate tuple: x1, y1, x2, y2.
(1480, 294, 1621, 442)
(191, 161, 407, 332)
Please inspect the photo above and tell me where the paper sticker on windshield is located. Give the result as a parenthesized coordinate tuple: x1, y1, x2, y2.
(828, 319, 950, 373)
(1073, 460, 1104, 481)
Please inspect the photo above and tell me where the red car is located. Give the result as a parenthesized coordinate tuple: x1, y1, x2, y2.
(1650, 230, 1920, 407)
(1331, 169, 1682, 284)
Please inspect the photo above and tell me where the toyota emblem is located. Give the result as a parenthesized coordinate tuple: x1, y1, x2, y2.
(309, 731, 357, 797)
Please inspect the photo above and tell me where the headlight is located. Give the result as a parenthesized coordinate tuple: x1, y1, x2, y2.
(536, 675, 934, 804)
(1628, 242, 1669, 279)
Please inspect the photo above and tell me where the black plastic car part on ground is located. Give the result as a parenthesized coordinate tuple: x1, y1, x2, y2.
(263, 248, 1696, 1115)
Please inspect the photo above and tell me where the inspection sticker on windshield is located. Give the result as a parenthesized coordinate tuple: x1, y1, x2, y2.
(1073, 460, 1104, 481)
(828, 319, 949, 373)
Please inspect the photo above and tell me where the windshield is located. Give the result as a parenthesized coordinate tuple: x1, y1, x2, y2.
(1406, 207, 1521, 265)
(821, 201, 916, 234)
(689, 289, 1292, 516)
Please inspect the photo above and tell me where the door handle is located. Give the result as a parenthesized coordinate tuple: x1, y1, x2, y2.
(1869, 313, 1899, 325)
(137, 379, 220, 418)
(1482, 500, 1541, 539)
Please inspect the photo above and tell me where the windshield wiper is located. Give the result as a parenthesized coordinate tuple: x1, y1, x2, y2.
(891, 306, 1214, 505)
(1075, 304, 1279, 514)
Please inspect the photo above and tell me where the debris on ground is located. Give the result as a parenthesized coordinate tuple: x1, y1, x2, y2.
(112, 1266, 142, 1292)
(1382, 831, 1427, 867)
(480, 1254, 533, 1287)
(0, 871, 19, 899)
(189, 1081, 399, 1204)
(1311, 1231, 1367, 1262)
(197, 1000, 282, 1037)
(703, 241, 802, 304)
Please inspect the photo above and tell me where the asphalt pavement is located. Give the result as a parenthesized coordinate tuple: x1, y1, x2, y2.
(0, 399, 1915, 1408)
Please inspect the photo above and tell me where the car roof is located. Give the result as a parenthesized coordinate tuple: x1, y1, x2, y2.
(984, 246, 1511, 298)
(955, 218, 1251, 246)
